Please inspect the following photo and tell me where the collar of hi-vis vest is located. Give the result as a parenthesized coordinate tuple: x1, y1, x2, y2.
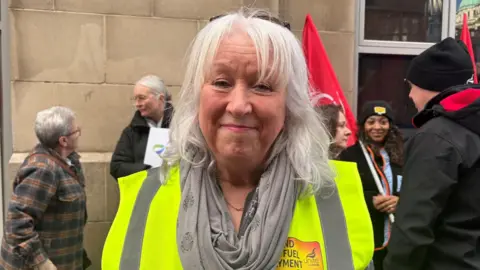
(102, 160, 373, 270)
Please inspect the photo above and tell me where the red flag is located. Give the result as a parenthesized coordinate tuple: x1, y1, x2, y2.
(302, 14, 357, 145)
(460, 13, 478, 83)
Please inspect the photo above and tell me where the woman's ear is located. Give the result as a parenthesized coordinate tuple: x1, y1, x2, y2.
(158, 94, 165, 103)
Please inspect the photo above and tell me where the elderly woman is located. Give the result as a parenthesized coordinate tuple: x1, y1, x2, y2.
(339, 100, 404, 270)
(316, 104, 352, 158)
(0, 106, 89, 270)
(103, 9, 373, 270)
(110, 74, 174, 179)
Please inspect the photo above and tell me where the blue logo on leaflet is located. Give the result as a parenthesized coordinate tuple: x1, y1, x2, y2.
(153, 144, 165, 156)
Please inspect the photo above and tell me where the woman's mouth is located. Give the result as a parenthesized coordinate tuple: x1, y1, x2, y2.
(221, 124, 255, 132)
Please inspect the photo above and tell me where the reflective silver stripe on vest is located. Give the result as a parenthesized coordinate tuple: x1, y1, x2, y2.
(316, 187, 355, 270)
(119, 168, 354, 270)
(120, 168, 163, 270)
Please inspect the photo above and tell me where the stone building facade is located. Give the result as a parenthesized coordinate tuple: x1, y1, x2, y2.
(5, 0, 355, 268)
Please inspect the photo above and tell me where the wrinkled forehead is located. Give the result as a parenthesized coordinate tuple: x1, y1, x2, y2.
(133, 83, 152, 95)
(69, 119, 79, 130)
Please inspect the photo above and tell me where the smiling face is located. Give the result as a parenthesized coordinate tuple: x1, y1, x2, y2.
(364, 115, 390, 143)
(198, 30, 286, 168)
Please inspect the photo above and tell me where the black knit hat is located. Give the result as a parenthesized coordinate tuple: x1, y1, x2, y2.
(359, 101, 394, 125)
(406, 37, 473, 92)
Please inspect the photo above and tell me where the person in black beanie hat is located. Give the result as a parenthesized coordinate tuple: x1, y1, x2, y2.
(359, 100, 395, 125)
(385, 38, 480, 270)
(339, 100, 404, 270)
(405, 37, 473, 111)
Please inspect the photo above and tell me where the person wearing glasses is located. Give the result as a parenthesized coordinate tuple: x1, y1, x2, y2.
(102, 9, 374, 270)
(110, 75, 174, 179)
(0, 106, 90, 270)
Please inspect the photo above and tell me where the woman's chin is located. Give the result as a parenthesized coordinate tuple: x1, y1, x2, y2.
(216, 148, 258, 164)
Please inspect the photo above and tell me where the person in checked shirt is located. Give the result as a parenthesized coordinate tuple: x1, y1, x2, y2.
(0, 106, 90, 270)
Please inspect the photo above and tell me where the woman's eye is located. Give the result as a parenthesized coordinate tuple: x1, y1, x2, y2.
(254, 84, 273, 92)
(213, 80, 231, 89)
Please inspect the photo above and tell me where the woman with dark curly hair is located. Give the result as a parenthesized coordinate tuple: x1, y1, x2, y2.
(339, 100, 404, 270)
(316, 104, 352, 158)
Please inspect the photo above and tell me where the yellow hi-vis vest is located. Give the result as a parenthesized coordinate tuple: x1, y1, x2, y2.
(102, 160, 374, 270)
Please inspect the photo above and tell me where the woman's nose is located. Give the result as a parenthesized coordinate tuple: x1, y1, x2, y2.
(225, 84, 252, 117)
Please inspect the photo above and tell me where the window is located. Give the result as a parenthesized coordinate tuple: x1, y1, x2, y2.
(358, 54, 417, 129)
(364, 0, 443, 42)
(355, 0, 457, 137)
(455, 0, 480, 80)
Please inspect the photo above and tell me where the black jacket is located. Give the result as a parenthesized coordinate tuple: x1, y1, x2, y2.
(110, 104, 173, 179)
(339, 143, 402, 249)
(384, 85, 480, 270)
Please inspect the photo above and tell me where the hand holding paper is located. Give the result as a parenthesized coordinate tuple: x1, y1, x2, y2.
(143, 128, 170, 168)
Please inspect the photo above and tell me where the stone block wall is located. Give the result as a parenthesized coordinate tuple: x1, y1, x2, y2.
(7, 0, 355, 268)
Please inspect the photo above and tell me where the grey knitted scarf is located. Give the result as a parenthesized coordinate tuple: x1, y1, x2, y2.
(177, 150, 298, 269)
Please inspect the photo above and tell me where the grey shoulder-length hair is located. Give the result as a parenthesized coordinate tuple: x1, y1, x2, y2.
(163, 9, 334, 193)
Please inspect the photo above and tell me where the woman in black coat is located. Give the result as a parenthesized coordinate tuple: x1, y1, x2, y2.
(339, 100, 404, 270)
(110, 75, 174, 179)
